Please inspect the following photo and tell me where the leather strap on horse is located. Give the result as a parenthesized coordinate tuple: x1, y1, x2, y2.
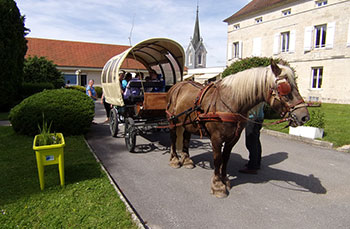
(167, 82, 247, 138)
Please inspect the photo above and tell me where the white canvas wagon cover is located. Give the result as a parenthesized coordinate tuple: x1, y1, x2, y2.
(101, 38, 185, 106)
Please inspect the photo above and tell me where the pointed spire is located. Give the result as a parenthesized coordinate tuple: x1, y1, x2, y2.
(191, 3, 200, 49)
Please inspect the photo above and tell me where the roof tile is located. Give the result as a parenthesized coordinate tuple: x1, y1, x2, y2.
(26, 37, 145, 69)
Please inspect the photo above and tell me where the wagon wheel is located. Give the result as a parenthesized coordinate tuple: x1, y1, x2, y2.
(109, 107, 119, 137)
(125, 117, 136, 152)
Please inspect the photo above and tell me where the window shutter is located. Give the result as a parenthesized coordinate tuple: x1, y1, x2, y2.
(273, 33, 280, 55)
(239, 41, 243, 58)
(289, 30, 296, 53)
(304, 26, 313, 51)
(228, 42, 233, 60)
(347, 20, 350, 47)
(326, 22, 335, 49)
(253, 37, 261, 56)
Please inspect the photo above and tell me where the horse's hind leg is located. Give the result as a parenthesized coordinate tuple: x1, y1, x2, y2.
(180, 130, 194, 169)
(169, 127, 181, 168)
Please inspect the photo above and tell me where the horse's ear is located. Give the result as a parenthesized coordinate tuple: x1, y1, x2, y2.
(270, 59, 282, 76)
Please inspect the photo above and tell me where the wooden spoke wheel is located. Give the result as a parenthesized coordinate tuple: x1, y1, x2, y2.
(124, 117, 136, 152)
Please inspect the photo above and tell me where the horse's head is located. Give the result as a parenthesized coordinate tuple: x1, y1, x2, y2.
(266, 60, 309, 127)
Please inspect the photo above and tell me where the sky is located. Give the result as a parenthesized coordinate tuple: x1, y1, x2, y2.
(16, 0, 251, 67)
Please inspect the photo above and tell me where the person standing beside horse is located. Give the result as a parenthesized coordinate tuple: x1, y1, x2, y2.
(239, 102, 265, 174)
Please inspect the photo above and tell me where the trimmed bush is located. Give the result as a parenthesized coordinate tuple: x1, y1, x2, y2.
(95, 86, 102, 98)
(9, 89, 95, 136)
(66, 85, 86, 94)
(21, 82, 54, 99)
(222, 57, 294, 78)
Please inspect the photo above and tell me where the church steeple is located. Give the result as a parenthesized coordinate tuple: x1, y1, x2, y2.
(192, 5, 200, 49)
(185, 2, 207, 69)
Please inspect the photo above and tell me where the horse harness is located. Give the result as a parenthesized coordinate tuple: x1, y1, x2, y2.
(166, 82, 246, 137)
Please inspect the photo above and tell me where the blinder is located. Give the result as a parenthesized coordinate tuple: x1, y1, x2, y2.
(277, 79, 291, 96)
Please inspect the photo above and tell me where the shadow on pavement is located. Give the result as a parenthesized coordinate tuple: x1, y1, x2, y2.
(192, 151, 327, 195)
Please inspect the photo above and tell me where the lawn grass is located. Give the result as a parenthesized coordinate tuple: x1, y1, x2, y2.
(264, 103, 350, 147)
(0, 112, 9, 120)
(0, 126, 137, 228)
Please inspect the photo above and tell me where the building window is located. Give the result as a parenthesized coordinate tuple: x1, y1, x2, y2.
(232, 42, 239, 58)
(311, 67, 323, 89)
(315, 0, 327, 7)
(281, 32, 290, 52)
(198, 54, 202, 65)
(64, 74, 77, 85)
(234, 24, 240, 30)
(314, 24, 327, 48)
(255, 17, 263, 24)
(282, 9, 291, 16)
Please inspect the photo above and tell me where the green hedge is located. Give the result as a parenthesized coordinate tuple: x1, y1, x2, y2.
(66, 85, 86, 94)
(95, 86, 102, 98)
(9, 89, 95, 136)
(21, 82, 54, 99)
(222, 57, 294, 78)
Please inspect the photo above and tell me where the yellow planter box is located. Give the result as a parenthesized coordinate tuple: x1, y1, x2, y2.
(33, 133, 65, 190)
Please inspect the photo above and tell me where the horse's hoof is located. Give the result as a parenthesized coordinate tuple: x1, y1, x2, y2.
(211, 176, 228, 198)
(211, 189, 228, 198)
(182, 158, 195, 169)
(169, 158, 181, 169)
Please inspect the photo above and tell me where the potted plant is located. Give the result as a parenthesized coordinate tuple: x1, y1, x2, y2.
(289, 110, 325, 139)
(33, 118, 65, 190)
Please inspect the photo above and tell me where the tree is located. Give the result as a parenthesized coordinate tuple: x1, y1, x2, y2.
(0, 0, 28, 111)
(24, 56, 65, 89)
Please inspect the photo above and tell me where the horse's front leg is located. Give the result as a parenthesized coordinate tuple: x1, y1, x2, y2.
(221, 136, 240, 192)
(169, 127, 181, 168)
(180, 130, 195, 169)
(210, 135, 227, 198)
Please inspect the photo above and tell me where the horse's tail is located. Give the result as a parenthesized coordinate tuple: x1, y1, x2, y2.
(166, 82, 187, 152)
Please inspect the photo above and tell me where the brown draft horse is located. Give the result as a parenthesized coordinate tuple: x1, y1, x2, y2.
(166, 60, 310, 198)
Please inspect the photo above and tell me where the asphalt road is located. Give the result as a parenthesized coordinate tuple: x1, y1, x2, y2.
(86, 102, 350, 229)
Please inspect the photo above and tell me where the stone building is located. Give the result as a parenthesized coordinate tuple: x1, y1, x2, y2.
(224, 0, 350, 104)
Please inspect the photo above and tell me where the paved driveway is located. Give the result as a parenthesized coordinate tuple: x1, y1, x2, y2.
(86, 102, 350, 229)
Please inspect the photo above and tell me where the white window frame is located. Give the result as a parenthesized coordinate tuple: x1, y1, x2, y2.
(281, 32, 290, 52)
(255, 17, 263, 24)
(253, 37, 262, 57)
(314, 24, 327, 49)
(315, 0, 327, 7)
(282, 9, 291, 16)
(311, 67, 323, 89)
(347, 19, 350, 47)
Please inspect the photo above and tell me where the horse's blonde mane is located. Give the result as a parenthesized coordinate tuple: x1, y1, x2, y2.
(220, 64, 296, 108)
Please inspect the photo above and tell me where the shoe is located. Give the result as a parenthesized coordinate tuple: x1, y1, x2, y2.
(239, 167, 258, 174)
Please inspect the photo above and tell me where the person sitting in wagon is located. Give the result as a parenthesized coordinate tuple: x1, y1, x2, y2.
(123, 73, 142, 100)
(149, 70, 164, 92)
